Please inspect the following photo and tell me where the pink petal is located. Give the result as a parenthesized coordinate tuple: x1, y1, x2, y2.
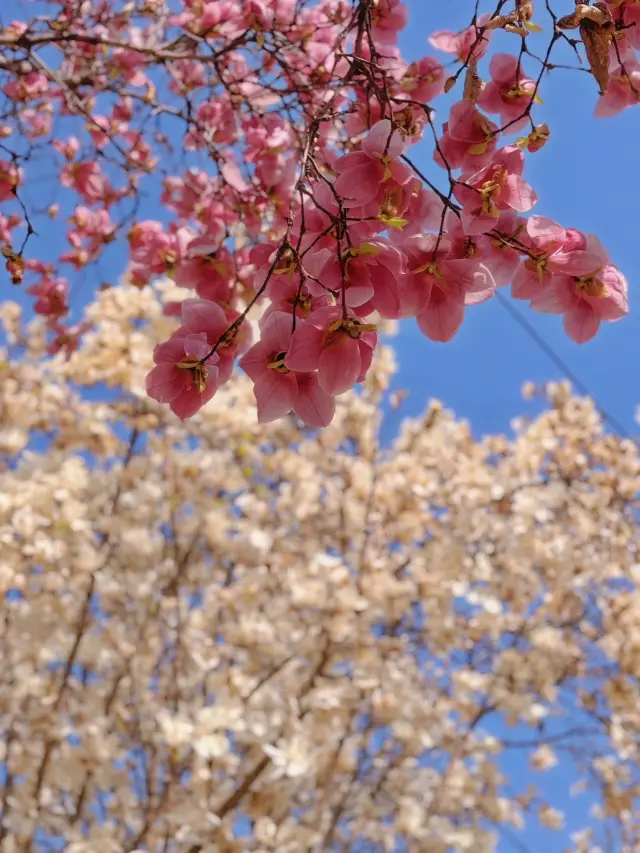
(285, 324, 323, 372)
(399, 273, 432, 317)
(239, 341, 271, 382)
(600, 266, 629, 318)
(370, 266, 401, 318)
(181, 298, 227, 336)
(183, 334, 214, 361)
(153, 335, 190, 364)
(563, 304, 600, 343)
(170, 383, 216, 419)
(346, 284, 375, 308)
(511, 263, 541, 300)
(356, 340, 375, 382)
(477, 82, 505, 115)
(318, 336, 361, 395)
(221, 159, 249, 191)
(461, 205, 499, 236)
(504, 174, 537, 212)
(529, 279, 567, 314)
(464, 263, 496, 305)
(428, 30, 459, 53)
(293, 374, 336, 427)
(334, 163, 381, 208)
(526, 215, 566, 247)
(362, 119, 394, 157)
(146, 363, 187, 403)
(262, 310, 294, 351)
(488, 53, 519, 86)
(417, 293, 465, 342)
(254, 371, 297, 422)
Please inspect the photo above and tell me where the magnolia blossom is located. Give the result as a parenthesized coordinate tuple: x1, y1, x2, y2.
(239, 310, 335, 425)
(478, 53, 539, 131)
(401, 234, 496, 341)
(146, 331, 220, 418)
(334, 119, 412, 209)
(435, 101, 499, 173)
(512, 218, 629, 342)
(454, 146, 537, 235)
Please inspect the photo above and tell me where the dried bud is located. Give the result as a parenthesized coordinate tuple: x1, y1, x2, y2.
(2, 248, 24, 285)
(463, 60, 483, 102)
(580, 6, 614, 94)
(557, 3, 613, 92)
(485, 12, 518, 31)
(516, 0, 534, 21)
(444, 76, 457, 94)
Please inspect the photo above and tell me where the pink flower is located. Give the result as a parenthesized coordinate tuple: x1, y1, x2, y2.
(60, 161, 110, 205)
(400, 235, 496, 341)
(435, 101, 499, 173)
(3, 71, 48, 102)
(320, 238, 406, 319)
(0, 159, 22, 202)
(285, 306, 377, 396)
(146, 331, 220, 419)
(264, 274, 331, 322)
(453, 146, 537, 235)
(511, 216, 579, 301)
(334, 119, 411, 209)
(396, 56, 446, 102)
(27, 277, 69, 318)
(370, 0, 408, 46)
(239, 311, 336, 426)
(445, 209, 525, 287)
(528, 234, 629, 342)
(429, 17, 491, 63)
(46, 320, 92, 359)
(179, 297, 249, 384)
(477, 54, 538, 131)
(594, 53, 640, 117)
(174, 246, 235, 305)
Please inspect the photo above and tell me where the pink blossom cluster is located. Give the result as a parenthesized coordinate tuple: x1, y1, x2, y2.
(146, 112, 628, 423)
(0, 0, 635, 414)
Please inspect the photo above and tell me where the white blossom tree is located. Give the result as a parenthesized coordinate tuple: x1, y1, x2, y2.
(0, 282, 638, 853)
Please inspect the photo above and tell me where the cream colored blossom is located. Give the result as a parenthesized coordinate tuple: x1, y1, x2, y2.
(0, 282, 637, 853)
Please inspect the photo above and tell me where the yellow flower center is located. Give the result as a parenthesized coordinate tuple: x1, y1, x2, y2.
(267, 351, 289, 373)
(176, 357, 208, 392)
(574, 274, 609, 298)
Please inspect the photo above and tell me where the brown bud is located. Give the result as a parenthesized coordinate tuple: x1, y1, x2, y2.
(516, 0, 534, 22)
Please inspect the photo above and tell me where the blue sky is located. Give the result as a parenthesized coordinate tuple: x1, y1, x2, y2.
(388, 2, 640, 443)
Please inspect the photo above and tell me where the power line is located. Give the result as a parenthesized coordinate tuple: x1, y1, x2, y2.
(496, 292, 633, 441)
